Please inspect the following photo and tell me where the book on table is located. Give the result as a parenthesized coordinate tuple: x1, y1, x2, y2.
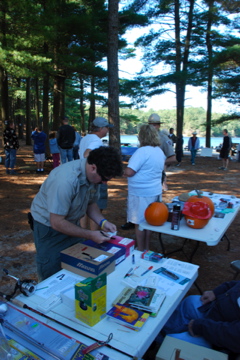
(106, 303, 150, 331)
(127, 285, 166, 313)
(112, 286, 166, 316)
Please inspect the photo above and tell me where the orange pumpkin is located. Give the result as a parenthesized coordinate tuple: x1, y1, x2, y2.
(145, 202, 169, 226)
(188, 195, 215, 218)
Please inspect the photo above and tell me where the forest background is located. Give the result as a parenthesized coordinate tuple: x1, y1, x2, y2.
(0, 0, 240, 150)
(0, 3, 240, 357)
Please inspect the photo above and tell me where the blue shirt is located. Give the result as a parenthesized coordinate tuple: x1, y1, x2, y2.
(31, 131, 47, 154)
(49, 138, 60, 154)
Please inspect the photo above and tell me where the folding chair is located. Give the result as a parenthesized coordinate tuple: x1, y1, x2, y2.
(230, 260, 240, 279)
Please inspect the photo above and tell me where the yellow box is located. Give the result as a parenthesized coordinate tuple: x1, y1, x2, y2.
(75, 273, 106, 326)
(156, 336, 228, 360)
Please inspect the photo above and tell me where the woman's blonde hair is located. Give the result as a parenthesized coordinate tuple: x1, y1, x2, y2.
(138, 124, 161, 147)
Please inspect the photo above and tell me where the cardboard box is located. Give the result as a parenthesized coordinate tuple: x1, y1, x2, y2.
(109, 236, 135, 257)
(60, 243, 115, 278)
(82, 239, 126, 265)
(156, 336, 228, 360)
(75, 273, 106, 326)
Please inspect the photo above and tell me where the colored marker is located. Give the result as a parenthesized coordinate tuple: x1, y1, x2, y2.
(141, 266, 153, 276)
(132, 254, 135, 264)
(124, 268, 133, 278)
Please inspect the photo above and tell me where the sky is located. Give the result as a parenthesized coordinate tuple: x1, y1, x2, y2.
(118, 27, 237, 114)
(119, 55, 233, 113)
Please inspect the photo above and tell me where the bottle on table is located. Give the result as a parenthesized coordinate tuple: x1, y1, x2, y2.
(171, 204, 181, 230)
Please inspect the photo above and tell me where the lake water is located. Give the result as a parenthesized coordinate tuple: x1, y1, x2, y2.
(103, 135, 240, 148)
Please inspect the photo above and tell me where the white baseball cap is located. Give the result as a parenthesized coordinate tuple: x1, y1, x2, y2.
(148, 113, 164, 124)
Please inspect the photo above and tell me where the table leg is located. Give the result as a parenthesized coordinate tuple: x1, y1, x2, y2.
(194, 281, 203, 294)
(158, 234, 200, 264)
(189, 241, 200, 263)
(158, 233, 188, 257)
(158, 233, 166, 255)
(221, 233, 230, 251)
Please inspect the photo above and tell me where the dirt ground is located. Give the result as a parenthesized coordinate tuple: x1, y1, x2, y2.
(0, 142, 240, 356)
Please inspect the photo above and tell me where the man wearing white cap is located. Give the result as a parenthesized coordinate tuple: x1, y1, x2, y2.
(148, 114, 176, 191)
(79, 117, 113, 158)
(148, 114, 176, 163)
(188, 131, 200, 165)
(79, 117, 114, 230)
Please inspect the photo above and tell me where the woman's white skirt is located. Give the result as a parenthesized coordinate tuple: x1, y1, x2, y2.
(127, 194, 162, 225)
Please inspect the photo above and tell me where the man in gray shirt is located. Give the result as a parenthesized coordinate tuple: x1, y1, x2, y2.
(31, 146, 122, 281)
(148, 114, 176, 163)
(148, 113, 176, 191)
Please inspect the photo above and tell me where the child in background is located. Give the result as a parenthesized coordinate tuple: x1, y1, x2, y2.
(49, 132, 60, 168)
(31, 126, 47, 173)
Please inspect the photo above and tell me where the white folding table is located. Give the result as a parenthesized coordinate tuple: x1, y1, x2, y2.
(139, 192, 240, 262)
(14, 250, 198, 360)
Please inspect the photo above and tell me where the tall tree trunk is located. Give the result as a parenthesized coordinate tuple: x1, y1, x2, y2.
(53, 75, 61, 130)
(43, 74, 50, 155)
(42, 74, 49, 129)
(205, 0, 214, 148)
(52, 74, 65, 130)
(175, 0, 195, 138)
(175, 0, 182, 137)
(0, 0, 8, 147)
(89, 75, 95, 131)
(35, 78, 40, 127)
(79, 76, 85, 134)
(107, 0, 120, 149)
(60, 74, 65, 120)
(16, 78, 24, 139)
(0, 67, 9, 122)
(42, 41, 50, 140)
(25, 78, 32, 145)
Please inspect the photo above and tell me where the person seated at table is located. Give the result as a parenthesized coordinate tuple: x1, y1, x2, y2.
(123, 124, 165, 251)
(156, 280, 240, 357)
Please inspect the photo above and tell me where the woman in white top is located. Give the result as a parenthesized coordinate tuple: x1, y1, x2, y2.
(124, 124, 166, 251)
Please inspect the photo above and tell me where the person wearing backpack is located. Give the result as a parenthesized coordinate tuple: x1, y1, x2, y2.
(57, 117, 75, 164)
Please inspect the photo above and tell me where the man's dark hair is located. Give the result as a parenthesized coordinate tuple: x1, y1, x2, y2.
(87, 146, 123, 178)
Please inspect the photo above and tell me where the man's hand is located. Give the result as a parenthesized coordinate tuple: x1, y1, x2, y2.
(188, 319, 195, 337)
(102, 220, 116, 233)
(91, 220, 117, 244)
(91, 231, 111, 244)
(200, 290, 216, 305)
